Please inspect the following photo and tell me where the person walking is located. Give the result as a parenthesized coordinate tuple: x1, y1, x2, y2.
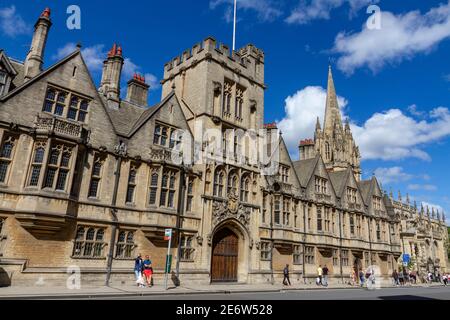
(442, 273, 448, 286)
(398, 269, 404, 286)
(392, 269, 399, 286)
(134, 253, 144, 287)
(350, 269, 356, 286)
(359, 269, 365, 288)
(283, 264, 291, 286)
(143, 255, 153, 287)
(317, 265, 323, 286)
(322, 265, 329, 287)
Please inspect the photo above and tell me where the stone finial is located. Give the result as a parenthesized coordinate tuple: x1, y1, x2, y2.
(389, 188, 394, 200)
(406, 193, 410, 204)
(398, 190, 402, 202)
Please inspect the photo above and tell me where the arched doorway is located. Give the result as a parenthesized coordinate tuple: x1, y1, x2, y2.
(211, 228, 239, 283)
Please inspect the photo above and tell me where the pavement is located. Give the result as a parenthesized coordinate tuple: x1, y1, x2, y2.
(0, 282, 446, 300)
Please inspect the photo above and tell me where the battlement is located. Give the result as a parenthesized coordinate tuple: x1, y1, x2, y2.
(162, 36, 265, 86)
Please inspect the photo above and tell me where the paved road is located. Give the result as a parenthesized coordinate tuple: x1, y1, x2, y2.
(80, 286, 450, 300)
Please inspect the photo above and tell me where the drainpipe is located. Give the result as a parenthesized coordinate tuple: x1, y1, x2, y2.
(338, 208, 343, 284)
(175, 165, 187, 279)
(302, 201, 307, 284)
(269, 192, 275, 285)
(367, 217, 373, 266)
(105, 155, 122, 286)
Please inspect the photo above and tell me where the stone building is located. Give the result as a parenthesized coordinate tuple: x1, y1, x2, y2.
(0, 8, 447, 287)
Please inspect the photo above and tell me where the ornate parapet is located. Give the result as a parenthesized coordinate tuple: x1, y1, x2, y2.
(34, 115, 89, 143)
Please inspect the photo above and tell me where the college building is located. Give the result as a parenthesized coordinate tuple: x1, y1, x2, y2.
(0, 8, 447, 287)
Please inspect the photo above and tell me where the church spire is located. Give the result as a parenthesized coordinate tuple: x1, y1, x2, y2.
(323, 65, 343, 134)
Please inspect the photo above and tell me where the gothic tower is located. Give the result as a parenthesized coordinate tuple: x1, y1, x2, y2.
(317, 66, 361, 180)
(300, 66, 361, 180)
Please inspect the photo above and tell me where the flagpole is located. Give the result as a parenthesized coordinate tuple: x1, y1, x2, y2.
(232, 0, 237, 51)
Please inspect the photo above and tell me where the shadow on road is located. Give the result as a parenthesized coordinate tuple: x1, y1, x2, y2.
(379, 295, 438, 300)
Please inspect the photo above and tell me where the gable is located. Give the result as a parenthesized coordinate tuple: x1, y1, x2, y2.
(277, 136, 302, 191)
(126, 93, 192, 160)
(0, 51, 117, 148)
(305, 156, 337, 202)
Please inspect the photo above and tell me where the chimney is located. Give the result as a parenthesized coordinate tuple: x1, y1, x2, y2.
(299, 139, 316, 160)
(126, 73, 149, 106)
(99, 43, 124, 104)
(24, 8, 52, 81)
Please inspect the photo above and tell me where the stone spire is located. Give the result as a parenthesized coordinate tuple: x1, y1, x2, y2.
(398, 190, 402, 202)
(323, 65, 343, 136)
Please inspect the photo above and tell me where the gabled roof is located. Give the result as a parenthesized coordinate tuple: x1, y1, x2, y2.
(0, 50, 81, 102)
(357, 179, 372, 205)
(128, 92, 177, 136)
(107, 98, 148, 136)
(293, 156, 319, 188)
(328, 169, 349, 197)
(0, 50, 18, 76)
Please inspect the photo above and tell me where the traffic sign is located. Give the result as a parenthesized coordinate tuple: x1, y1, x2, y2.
(164, 229, 172, 241)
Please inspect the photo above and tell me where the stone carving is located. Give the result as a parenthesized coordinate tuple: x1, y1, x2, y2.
(212, 190, 251, 227)
(196, 236, 203, 246)
(114, 141, 128, 157)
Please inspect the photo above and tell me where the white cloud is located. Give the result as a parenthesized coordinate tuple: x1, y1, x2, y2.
(210, 0, 282, 22)
(444, 74, 450, 82)
(286, 0, 377, 24)
(52, 43, 105, 72)
(408, 184, 438, 191)
(373, 167, 413, 185)
(277, 86, 347, 157)
(333, 2, 450, 74)
(277, 85, 450, 161)
(123, 58, 160, 91)
(0, 5, 31, 37)
(351, 107, 450, 161)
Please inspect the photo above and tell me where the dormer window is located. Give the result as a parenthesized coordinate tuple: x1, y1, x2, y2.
(0, 71, 7, 96)
(279, 165, 289, 183)
(315, 176, 328, 194)
(373, 196, 382, 211)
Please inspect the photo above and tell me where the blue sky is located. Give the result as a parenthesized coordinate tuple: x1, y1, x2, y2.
(1, 0, 449, 222)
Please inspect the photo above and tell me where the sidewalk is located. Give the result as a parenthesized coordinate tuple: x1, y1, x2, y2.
(0, 282, 444, 299)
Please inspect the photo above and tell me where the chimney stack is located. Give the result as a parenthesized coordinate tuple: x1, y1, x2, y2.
(99, 43, 124, 106)
(24, 8, 52, 81)
(126, 73, 149, 106)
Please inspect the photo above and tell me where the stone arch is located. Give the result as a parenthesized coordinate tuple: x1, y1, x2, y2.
(210, 218, 251, 283)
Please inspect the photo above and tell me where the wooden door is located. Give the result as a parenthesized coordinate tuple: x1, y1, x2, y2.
(211, 228, 238, 282)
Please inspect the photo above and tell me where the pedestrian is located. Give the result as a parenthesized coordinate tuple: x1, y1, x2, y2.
(398, 269, 404, 286)
(427, 271, 433, 284)
(143, 255, 153, 287)
(134, 253, 144, 287)
(359, 269, 365, 287)
(403, 268, 410, 286)
(350, 269, 356, 286)
(317, 265, 323, 286)
(443, 274, 448, 286)
(322, 265, 329, 287)
(410, 271, 417, 284)
(392, 269, 399, 286)
(283, 264, 291, 286)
